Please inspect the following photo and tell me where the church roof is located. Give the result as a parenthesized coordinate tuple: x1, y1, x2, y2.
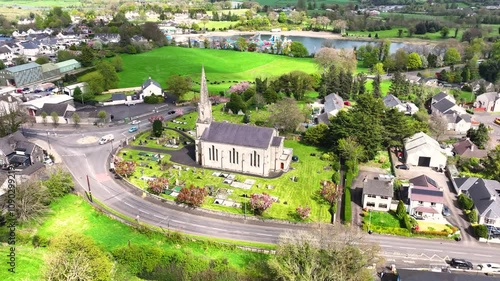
(201, 122, 275, 149)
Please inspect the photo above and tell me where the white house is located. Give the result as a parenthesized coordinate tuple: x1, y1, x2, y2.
(362, 178, 394, 211)
(0, 46, 13, 62)
(19, 42, 40, 57)
(404, 132, 447, 168)
(140, 77, 162, 98)
(431, 92, 456, 105)
(475, 92, 500, 112)
(454, 177, 500, 227)
(63, 82, 88, 96)
(444, 112, 472, 134)
(382, 94, 418, 115)
(195, 66, 292, 177)
(314, 93, 344, 124)
(408, 175, 444, 219)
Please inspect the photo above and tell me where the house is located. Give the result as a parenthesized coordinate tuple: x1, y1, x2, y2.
(315, 93, 344, 124)
(0, 62, 42, 87)
(140, 77, 162, 98)
(404, 132, 447, 168)
(405, 74, 421, 84)
(444, 111, 472, 134)
(63, 82, 88, 96)
(196, 66, 292, 177)
(408, 175, 444, 219)
(382, 94, 418, 115)
(35, 103, 75, 124)
(431, 98, 463, 115)
(0, 94, 20, 116)
(475, 92, 500, 112)
(431, 92, 472, 133)
(0, 46, 13, 62)
(454, 177, 500, 227)
(22, 94, 74, 116)
(0, 131, 44, 169)
(93, 33, 120, 44)
(452, 138, 488, 158)
(19, 41, 40, 57)
(431, 92, 456, 105)
(471, 79, 495, 93)
(362, 178, 393, 211)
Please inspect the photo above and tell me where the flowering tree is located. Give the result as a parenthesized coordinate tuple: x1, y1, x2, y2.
(114, 161, 136, 178)
(148, 115, 164, 123)
(147, 177, 169, 195)
(250, 193, 273, 215)
(176, 185, 208, 207)
(229, 81, 251, 94)
(320, 181, 343, 207)
(295, 205, 311, 220)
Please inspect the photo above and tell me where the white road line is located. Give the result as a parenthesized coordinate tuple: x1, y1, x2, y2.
(403, 260, 416, 264)
(386, 259, 396, 262)
(450, 251, 467, 255)
(380, 244, 393, 248)
(398, 247, 416, 250)
(123, 202, 134, 208)
(153, 214, 166, 220)
(473, 254, 492, 257)
(424, 249, 443, 252)
(139, 209, 151, 215)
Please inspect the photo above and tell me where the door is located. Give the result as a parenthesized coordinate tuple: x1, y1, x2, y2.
(417, 157, 431, 167)
(280, 162, 284, 169)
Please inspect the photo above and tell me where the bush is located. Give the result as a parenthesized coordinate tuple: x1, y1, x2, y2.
(413, 229, 449, 236)
(458, 193, 474, 210)
(144, 94, 164, 104)
(474, 224, 488, 239)
(343, 187, 351, 224)
(467, 209, 478, 223)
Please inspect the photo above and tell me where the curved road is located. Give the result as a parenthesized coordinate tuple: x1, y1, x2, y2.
(24, 115, 500, 268)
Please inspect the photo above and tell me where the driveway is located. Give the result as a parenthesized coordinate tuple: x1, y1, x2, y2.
(394, 164, 475, 243)
(473, 112, 500, 149)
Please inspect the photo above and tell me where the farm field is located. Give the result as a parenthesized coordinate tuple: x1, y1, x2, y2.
(117, 47, 318, 93)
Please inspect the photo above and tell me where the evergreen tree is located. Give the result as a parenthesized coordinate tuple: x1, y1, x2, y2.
(78, 45, 95, 67)
(372, 74, 381, 98)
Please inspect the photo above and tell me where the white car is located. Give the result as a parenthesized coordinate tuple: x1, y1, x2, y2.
(130, 120, 141, 125)
(477, 263, 500, 275)
(44, 157, 53, 166)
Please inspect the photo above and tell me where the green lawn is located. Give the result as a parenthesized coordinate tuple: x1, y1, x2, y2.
(365, 79, 391, 96)
(117, 47, 318, 93)
(205, 21, 235, 30)
(130, 129, 188, 150)
(0, 246, 46, 281)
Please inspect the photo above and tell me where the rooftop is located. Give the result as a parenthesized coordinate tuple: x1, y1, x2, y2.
(363, 179, 393, 198)
(200, 122, 275, 149)
(4, 62, 40, 73)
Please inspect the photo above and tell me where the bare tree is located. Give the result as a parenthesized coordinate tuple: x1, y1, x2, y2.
(269, 226, 383, 281)
(429, 111, 448, 141)
(268, 97, 305, 133)
(1, 178, 49, 223)
(314, 47, 357, 73)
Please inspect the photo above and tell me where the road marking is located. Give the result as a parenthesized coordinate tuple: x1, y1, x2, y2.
(386, 259, 396, 262)
(450, 251, 467, 255)
(473, 254, 492, 257)
(424, 249, 443, 252)
(139, 209, 151, 215)
(61, 154, 86, 157)
(123, 202, 134, 208)
(380, 244, 393, 248)
(398, 247, 416, 250)
(403, 260, 416, 264)
(153, 214, 166, 220)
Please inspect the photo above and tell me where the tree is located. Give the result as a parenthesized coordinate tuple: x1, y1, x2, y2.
(51, 111, 59, 125)
(289, 41, 308, 57)
(96, 61, 119, 90)
(44, 232, 113, 281)
(148, 115, 164, 123)
(111, 55, 124, 72)
(236, 37, 248, 51)
(0, 103, 27, 137)
(429, 111, 448, 141)
(176, 185, 208, 207)
(338, 136, 365, 164)
(407, 52, 422, 70)
(303, 123, 328, 146)
(483, 145, 500, 181)
(458, 193, 474, 210)
(152, 119, 163, 137)
(295, 205, 311, 220)
(314, 48, 357, 73)
(0, 60, 4, 70)
(80, 71, 105, 94)
(142, 22, 166, 45)
(467, 123, 489, 149)
(57, 50, 76, 62)
(147, 177, 169, 195)
(98, 110, 107, 124)
(166, 75, 192, 100)
(278, 12, 287, 23)
(43, 168, 73, 199)
(372, 62, 385, 75)
(269, 227, 381, 281)
(226, 93, 247, 113)
(41, 111, 48, 125)
(0, 178, 49, 223)
(268, 97, 304, 132)
(72, 112, 80, 127)
(440, 26, 450, 38)
(371, 74, 381, 98)
(320, 180, 343, 223)
(296, 0, 307, 11)
(35, 56, 50, 64)
(78, 45, 95, 67)
(396, 200, 406, 220)
(115, 160, 136, 178)
(250, 193, 273, 215)
(468, 209, 478, 223)
(475, 224, 488, 239)
(444, 48, 462, 66)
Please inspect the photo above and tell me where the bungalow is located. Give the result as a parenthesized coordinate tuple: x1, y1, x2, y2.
(362, 178, 394, 211)
(408, 175, 444, 219)
(382, 94, 418, 115)
(140, 77, 162, 99)
(315, 93, 344, 124)
(35, 103, 75, 124)
(454, 177, 500, 227)
(19, 41, 40, 57)
(63, 82, 88, 97)
(404, 132, 447, 168)
(474, 92, 500, 112)
(0, 131, 44, 169)
(452, 138, 488, 158)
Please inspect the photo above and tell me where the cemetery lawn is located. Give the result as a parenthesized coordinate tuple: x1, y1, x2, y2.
(117, 46, 318, 93)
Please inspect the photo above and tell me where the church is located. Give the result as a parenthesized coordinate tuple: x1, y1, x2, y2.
(195, 67, 293, 177)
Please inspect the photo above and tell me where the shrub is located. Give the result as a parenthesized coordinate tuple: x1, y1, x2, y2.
(176, 185, 208, 207)
(144, 94, 164, 104)
(343, 187, 352, 224)
(295, 205, 311, 220)
(396, 200, 406, 220)
(250, 193, 273, 215)
(414, 229, 449, 236)
(458, 193, 474, 210)
(474, 224, 488, 239)
(467, 209, 478, 223)
(403, 215, 413, 231)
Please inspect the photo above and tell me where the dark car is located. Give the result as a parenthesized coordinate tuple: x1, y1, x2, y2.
(442, 205, 451, 217)
(396, 164, 410, 170)
(450, 258, 473, 270)
(167, 110, 176, 115)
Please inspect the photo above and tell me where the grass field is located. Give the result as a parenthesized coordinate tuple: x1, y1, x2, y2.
(0, 246, 46, 281)
(0, 0, 83, 7)
(255, 0, 352, 6)
(117, 47, 318, 93)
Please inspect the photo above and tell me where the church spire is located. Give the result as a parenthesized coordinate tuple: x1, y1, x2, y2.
(197, 65, 212, 123)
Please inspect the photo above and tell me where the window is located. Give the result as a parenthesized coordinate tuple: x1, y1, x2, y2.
(381, 196, 389, 199)
(431, 202, 436, 207)
(236, 152, 239, 164)
(485, 218, 496, 225)
(215, 149, 218, 161)
(229, 150, 232, 164)
(209, 148, 212, 161)
(367, 202, 375, 207)
(250, 151, 259, 167)
(367, 195, 376, 198)
(378, 203, 388, 209)
(418, 201, 423, 206)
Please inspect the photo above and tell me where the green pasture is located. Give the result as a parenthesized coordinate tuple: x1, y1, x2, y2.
(0, 246, 46, 281)
(365, 79, 391, 96)
(0, 0, 83, 7)
(117, 47, 318, 93)
(255, 0, 352, 6)
(204, 21, 234, 30)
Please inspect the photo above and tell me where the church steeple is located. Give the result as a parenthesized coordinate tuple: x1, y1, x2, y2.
(197, 65, 212, 124)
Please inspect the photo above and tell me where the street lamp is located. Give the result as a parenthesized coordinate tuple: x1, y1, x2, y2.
(47, 131, 51, 150)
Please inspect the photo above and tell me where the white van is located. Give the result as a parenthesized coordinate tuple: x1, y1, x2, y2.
(99, 134, 114, 145)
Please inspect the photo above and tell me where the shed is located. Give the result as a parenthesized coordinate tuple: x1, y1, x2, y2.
(41, 63, 61, 80)
(404, 132, 447, 168)
(55, 59, 81, 73)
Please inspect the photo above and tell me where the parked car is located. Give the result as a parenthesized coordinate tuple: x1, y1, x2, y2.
(442, 205, 451, 217)
(167, 110, 176, 115)
(396, 164, 410, 170)
(128, 126, 138, 133)
(450, 258, 473, 270)
(477, 263, 500, 275)
(130, 120, 141, 125)
(43, 157, 53, 166)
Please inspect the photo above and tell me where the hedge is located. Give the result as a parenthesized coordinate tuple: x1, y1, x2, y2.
(413, 230, 449, 236)
(474, 224, 488, 239)
(343, 187, 352, 224)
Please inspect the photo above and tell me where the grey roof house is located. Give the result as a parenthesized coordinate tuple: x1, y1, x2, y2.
(454, 177, 500, 227)
(362, 178, 394, 211)
(383, 94, 418, 115)
(452, 138, 488, 158)
(315, 93, 344, 124)
(0, 131, 44, 169)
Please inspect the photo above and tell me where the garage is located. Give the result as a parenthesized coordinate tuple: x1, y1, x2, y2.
(418, 157, 431, 167)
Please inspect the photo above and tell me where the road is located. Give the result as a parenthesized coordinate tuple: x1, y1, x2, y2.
(23, 111, 500, 268)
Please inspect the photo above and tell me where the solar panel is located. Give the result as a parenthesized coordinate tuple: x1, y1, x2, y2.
(412, 188, 442, 197)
